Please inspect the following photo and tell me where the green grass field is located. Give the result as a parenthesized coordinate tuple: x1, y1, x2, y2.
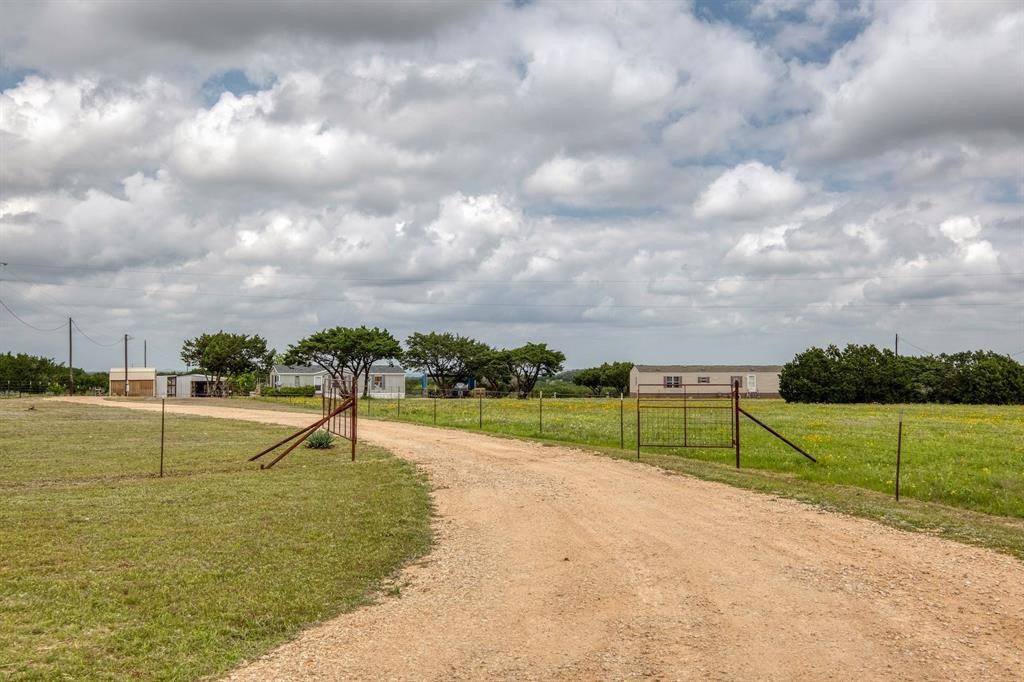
(246, 395, 1024, 519)
(0, 400, 432, 680)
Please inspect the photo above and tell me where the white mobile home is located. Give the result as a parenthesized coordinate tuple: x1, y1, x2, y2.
(270, 364, 406, 398)
(630, 365, 783, 397)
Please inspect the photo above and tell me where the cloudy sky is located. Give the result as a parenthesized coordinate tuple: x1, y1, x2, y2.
(1, 0, 1021, 372)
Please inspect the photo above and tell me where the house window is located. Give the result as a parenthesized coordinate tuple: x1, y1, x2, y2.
(294, 375, 300, 387)
(697, 376, 710, 384)
(314, 375, 323, 389)
(664, 376, 681, 388)
(372, 375, 385, 391)
(730, 375, 743, 388)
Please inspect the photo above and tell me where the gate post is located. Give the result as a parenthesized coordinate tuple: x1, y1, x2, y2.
(733, 380, 740, 469)
(351, 377, 358, 461)
(636, 394, 641, 459)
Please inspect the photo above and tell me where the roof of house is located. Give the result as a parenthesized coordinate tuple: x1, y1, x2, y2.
(370, 363, 405, 374)
(272, 363, 405, 375)
(272, 364, 327, 375)
(634, 364, 783, 373)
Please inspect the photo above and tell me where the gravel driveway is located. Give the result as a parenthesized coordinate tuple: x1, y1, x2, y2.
(55, 397, 1024, 680)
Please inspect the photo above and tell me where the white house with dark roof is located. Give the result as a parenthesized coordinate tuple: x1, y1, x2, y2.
(630, 365, 783, 397)
(270, 363, 406, 398)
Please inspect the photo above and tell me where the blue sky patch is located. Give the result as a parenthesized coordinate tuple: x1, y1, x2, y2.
(200, 69, 265, 106)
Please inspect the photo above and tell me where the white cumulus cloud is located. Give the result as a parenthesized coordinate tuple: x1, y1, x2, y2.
(694, 162, 807, 220)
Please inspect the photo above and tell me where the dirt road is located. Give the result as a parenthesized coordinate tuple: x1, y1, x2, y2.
(56, 398, 1024, 680)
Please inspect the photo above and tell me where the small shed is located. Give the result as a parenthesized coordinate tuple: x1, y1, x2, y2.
(109, 368, 157, 397)
(156, 373, 213, 398)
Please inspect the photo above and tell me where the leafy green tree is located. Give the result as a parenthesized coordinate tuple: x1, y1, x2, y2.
(780, 344, 1023, 404)
(600, 361, 633, 396)
(572, 367, 606, 396)
(498, 342, 566, 398)
(181, 331, 273, 396)
(285, 326, 402, 396)
(780, 345, 841, 403)
(402, 332, 492, 393)
(935, 351, 1024, 404)
(0, 353, 112, 394)
(472, 350, 514, 392)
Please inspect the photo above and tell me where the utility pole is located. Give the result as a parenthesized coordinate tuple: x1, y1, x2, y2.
(144, 339, 147, 368)
(124, 334, 129, 397)
(895, 333, 899, 357)
(68, 317, 74, 395)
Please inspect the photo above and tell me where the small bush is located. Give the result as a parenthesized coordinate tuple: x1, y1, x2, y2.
(305, 430, 334, 449)
(263, 386, 317, 397)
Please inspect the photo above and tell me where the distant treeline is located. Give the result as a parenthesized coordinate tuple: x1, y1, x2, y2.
(780, 345, 1023, 404)
(0, 352, 108, 393)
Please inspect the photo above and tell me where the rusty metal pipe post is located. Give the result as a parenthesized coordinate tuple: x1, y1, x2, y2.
(478, 392, 483, 429)
(896, 409, 904, 501)
(619, 392, 624, 449)
(351, 377, 358, 461)
(636, 395, 641, 459)
(160, 398, 165, 477)
(734, 380, 740, 469)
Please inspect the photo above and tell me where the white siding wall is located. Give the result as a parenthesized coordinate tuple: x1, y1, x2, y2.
(630, 368, 781, 395)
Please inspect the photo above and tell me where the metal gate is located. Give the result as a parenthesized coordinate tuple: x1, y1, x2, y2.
(249, 377, 358, 469)
(322, 377, 358, 445)
(636, 383, 737, 455)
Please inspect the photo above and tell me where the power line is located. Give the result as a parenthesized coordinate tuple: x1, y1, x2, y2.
(71, 319, 122, 347)
(900, 339, 934, 356)
(0, 297, 69, 333)
(4, 261, 1022, 286)
(4, 277, 1020, 311)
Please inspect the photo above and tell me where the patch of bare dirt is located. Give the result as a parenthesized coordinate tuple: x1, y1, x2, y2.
(55, 397, 1024, 680)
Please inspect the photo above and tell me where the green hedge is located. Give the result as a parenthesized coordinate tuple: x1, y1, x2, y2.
(780, 345, 1024, 404)
(261, 386, 316, 397)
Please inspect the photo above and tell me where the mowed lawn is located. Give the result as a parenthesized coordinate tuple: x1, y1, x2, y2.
(249, 395, 1024, 519)
(0, 400, 431, 680)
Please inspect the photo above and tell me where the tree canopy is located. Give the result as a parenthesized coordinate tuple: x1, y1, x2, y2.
(572, 367, 606, 396)
(779, 344, 1023, 404)
(284, 326, 401, 395)
(181, 331, 273, 396)
(572, 361, 632, 396)
(0, 352, 107, 393)
(498, 342, 566, 398)
(402, 332, 491, 393)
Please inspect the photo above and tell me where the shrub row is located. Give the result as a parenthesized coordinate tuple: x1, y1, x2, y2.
(780, 345, 1024, 404)
(261, 386, 317, 397)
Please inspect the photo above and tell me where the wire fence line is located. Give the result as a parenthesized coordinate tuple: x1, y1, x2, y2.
(0, 382, 106, 398)
(360, 393, 638, 449)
